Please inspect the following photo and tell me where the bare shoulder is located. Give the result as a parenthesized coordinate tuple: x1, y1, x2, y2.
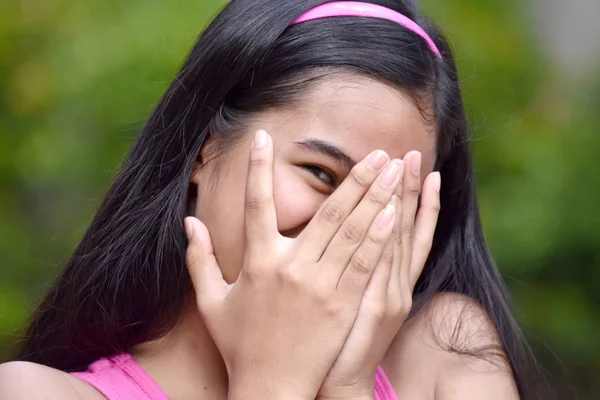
(0, 361, 104, 400)
(383, 292, 518, 400)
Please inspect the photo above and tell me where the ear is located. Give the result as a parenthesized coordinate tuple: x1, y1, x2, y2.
(190, 160, 203, 185)
(188, 137, 218, 215)
(190, 136, 217, 185)
(188, 155, 203, 216)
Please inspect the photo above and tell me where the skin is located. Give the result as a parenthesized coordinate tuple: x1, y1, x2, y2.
(0, 76, 518, 399)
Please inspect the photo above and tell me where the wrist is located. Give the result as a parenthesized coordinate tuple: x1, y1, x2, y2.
(228, 379, 313, 400)
(317, 381, 375, 400)
(317, 395, 374, 400)
(229, 389, 310, 400)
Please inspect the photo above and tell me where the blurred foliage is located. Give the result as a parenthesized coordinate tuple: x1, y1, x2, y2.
(0, 0, 598, 398)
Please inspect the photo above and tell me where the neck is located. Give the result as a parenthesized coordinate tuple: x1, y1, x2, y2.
(131, 296, 228, 400)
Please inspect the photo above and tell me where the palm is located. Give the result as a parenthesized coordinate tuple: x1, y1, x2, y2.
(319, 281, 401, 396)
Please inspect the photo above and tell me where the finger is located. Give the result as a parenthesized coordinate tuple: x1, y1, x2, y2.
(399, 151, 421, 284)
(389, 159, 405, 289)
(320, 161, 401, 281)
(184, 217, 228, 306)
(337, 202, 396, 297)
(409, 172, 440, 287)
(370, 202, 397, 302)
(298, 150, 389, 260)
(244, 130, 278, 257)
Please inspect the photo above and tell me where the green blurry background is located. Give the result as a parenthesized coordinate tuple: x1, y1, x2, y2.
(1, 1, 598, 398)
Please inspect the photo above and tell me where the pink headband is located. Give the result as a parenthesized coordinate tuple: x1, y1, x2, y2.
(290, 1, 442, 59)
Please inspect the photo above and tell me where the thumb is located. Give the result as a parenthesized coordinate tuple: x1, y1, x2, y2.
(184, 217, 228, 305)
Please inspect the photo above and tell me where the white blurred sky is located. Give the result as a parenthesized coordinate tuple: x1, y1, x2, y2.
(529, 0, 600, 81)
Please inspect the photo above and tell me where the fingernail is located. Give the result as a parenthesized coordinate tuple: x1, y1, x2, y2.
(411, 152, 421, 176)
(253, 130, 268, 148)
(378, 162, 400, 188)
(184, 218, 194, 239)
(431, 171, 441, 192)
(367, 150, 389, 171)
(378, 204, 396, 227)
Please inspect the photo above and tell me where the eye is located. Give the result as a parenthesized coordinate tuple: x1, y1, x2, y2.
(302, 165, 337, 188)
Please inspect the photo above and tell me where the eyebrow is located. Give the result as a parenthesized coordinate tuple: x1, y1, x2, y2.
(293, 139, 357, 170)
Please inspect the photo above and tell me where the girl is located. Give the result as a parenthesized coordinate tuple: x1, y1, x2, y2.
(0, 1, 550, 399)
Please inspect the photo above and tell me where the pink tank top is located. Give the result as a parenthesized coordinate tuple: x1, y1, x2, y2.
(72, 354, 398, 400)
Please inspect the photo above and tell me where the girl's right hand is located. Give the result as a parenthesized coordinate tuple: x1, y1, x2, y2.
(184, 130, 401, 400)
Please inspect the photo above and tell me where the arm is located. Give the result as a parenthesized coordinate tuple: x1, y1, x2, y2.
(435, 362, 518, 400)
(383, 293, 519, 400)
(430, 293, 518, 399)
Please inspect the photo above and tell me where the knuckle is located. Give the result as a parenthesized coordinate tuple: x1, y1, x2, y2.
(277, 266, 301, 287)
(388, 301, 406, 319)
(387, 297, 401, 316)
(340, 222, 365, 244)
(248, 153, 269, 168)
(185, 251, 197, 269)
(391, 304, 408, 319)
(369, 305, 387, 324)
(402, 223, 414, 241)
(388, 292, 410, 316)
(400, 293, 413, 314)
(348, 168, 372, 189)
(366, 191, 389, 207)
(392, 225, 403, 244)
(366, 231, 387, 246)
(406, 182, 421, 195)
(382, 249, 394, 266)
(311, 281, 329, 299)
(324, 300, 344, 318)
(349, 253, 374, 276)
(400, 302, 412, 317)
(320, 203, 346, 225)
(245, 195, 269, 216)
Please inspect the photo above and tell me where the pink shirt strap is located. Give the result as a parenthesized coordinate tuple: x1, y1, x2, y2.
(71, 353, 397, 400)
(71, 354, 169, 400)
(375, 365, 400, 400)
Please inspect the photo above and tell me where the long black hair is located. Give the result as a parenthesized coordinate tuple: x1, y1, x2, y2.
(17, 0, 550, 398)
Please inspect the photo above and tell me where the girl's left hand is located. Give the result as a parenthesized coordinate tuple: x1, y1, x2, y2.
(316, 152, 441, 400)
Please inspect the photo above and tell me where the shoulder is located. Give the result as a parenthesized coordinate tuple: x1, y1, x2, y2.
(383, 292, 519, 400)
(388, 292, 504, 357)
(0, 361, 104, 399)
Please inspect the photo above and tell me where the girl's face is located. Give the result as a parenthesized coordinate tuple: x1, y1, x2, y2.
(191, 76, 437, 283)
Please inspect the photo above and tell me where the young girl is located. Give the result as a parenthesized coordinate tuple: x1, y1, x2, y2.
(0, 1, 550, 399)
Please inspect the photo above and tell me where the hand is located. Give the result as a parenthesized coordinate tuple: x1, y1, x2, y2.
(317, 151, 441, 400)
(184, 130, 402, 400)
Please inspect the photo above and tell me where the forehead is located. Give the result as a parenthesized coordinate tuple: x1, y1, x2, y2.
(253, 75, 436, 169)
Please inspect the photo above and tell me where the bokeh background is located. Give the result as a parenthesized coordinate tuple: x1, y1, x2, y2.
(1, 0, 599, 398)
